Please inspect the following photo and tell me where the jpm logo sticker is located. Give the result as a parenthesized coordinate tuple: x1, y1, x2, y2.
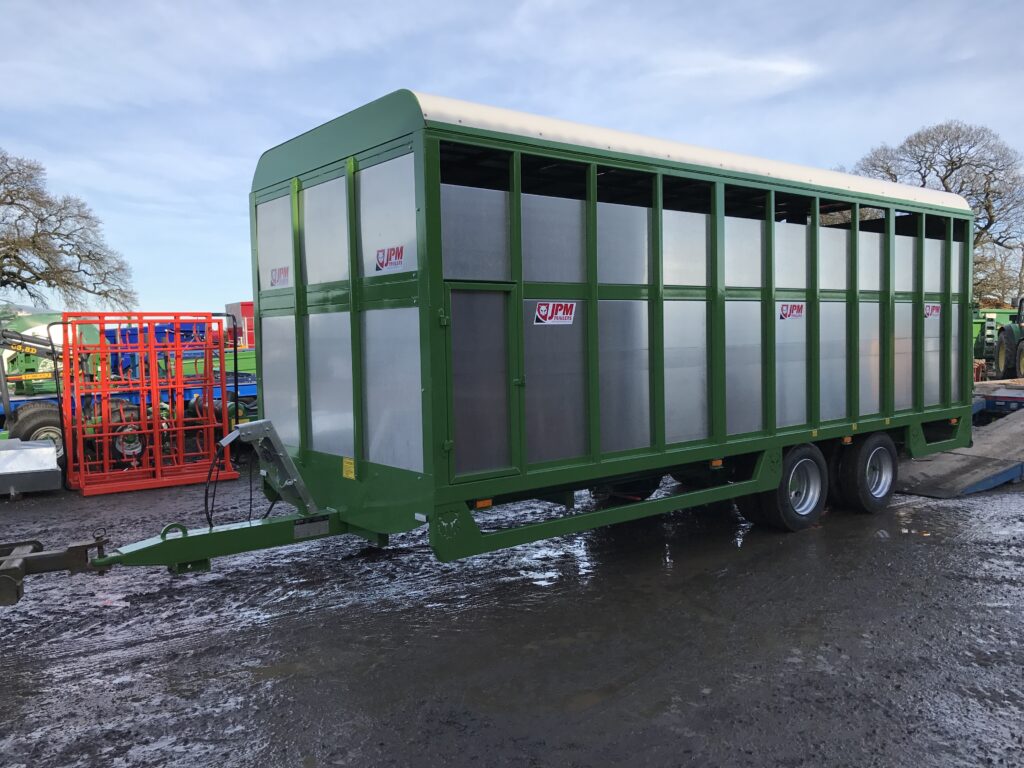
(375, 246, 405, 272)
(270, 267, 289, 288)
(534, 301, 577, 325)
(924, 303, 942, 318)
(779, 302, 805, 320)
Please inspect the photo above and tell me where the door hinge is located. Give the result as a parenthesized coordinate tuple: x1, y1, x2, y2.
(438, 309, 450, 327)
(442, 439, 454, 453)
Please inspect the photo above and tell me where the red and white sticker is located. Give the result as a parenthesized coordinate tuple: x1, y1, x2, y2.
(375, 245, 405, 272)
(534, 301, 577, 325)
(270, 266, 290, 288)
(924, 303, 941, 318)
(779, 302, 805, 320)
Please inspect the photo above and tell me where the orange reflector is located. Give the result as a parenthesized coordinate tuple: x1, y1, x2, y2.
(474, 499, 493, 509)
(710, 459, 723, 468)
(841, 436, 853, 445)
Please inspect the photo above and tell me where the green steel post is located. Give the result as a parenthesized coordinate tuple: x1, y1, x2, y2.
(941, 217, 953, 406)
(913, 214, 925, 411)
(345, 157, 365, 473)
(847, 203, 860, 423)
(962, 219, 975, 404)
(509, 152, 525, 471)
(651, 173, 665, 449)
(763, 190, 776, 435)
(882, 208, 895, 417)
(586, 164, 600, 458)
(808, 198, 821, 427)
(709, 182, 726, 443)
(291, 177, 312, 455)
(422, 137, 449, 484)
(249, 194, 264, 426)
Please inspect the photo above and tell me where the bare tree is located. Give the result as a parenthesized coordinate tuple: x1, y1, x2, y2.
(0, 148, 136, 309)
(853, 121, 1024, 304)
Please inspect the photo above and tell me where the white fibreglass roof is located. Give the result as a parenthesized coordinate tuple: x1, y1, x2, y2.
(413, 92, 971, 212)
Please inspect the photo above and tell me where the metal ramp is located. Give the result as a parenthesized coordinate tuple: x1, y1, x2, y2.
(898, 407, 1024, 498)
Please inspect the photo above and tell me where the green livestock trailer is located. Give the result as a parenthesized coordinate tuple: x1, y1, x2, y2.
(85, 91, 975, 576)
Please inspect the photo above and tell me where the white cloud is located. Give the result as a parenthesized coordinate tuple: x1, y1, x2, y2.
(1, 0, 478, 111)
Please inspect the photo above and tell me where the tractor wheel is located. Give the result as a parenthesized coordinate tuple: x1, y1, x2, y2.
(1017, 340, 1024, 382)
(994, 330, 1017, 379)
(105, 399, 147, 466)
(838, 432, 898, 514)
(9, 403, 65, 469)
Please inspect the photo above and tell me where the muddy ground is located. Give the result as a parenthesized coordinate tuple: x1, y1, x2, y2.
(1, 467, 1022, 768)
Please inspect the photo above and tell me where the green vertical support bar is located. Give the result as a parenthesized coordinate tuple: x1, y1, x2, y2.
(882, 208, 895, 417)
(586, 164, 600, 459)
(345, 157, 365, 471)
(417, 133, 439, 480)
(763, 190, 776, 435)
(423, 136, 448, 481)
(941, 217, 953, 406)
(847, 203, 860, 423)
(291, 177, 312, 455)
(249, 194, 264, 422)
(962, 218, 974, 405)
(709, 182, 726, 444)
(808, 198, 821, 428)
(913, 214, 925, 411)
(650, 173, 665, 450)
(510, 151, 525, 471)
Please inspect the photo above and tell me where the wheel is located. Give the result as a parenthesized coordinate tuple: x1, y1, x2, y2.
(1017, 340, 1024, 382)
(994, 330, 1017, 379)
(106, 399, 146, 466)
(838, 432, 898, 514)
(755, 443, 829, 531)
(9, 403, 65, 469)
(590, 475, 662, 504)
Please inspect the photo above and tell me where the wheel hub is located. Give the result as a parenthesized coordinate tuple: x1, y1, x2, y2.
(788, 457, 822, 516)
(865, 446, 894, 498)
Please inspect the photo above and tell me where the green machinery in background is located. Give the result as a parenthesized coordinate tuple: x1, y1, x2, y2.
(975, 299, 1024, 379)
(3, 91, 978, 593)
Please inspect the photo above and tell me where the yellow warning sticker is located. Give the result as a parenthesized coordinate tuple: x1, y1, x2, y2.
(342, 456, 356, 480)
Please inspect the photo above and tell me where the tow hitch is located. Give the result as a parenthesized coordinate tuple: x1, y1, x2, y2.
(0, 535, 109, 606)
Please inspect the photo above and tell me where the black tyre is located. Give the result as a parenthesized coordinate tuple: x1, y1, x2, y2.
(106, 399, 146, 466)
(9, 403, 65, 469)
(591, 475, 663, 504)
(838, 432, 898, 514)
(994, 330, 1017, 379)
(755, 443, 829, 532)
(1017, 340, 1024, 382)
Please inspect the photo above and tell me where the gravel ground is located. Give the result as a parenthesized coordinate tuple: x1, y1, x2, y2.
(1, 471, 1022, 767)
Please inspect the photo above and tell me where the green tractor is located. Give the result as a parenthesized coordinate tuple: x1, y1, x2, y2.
(0, 304, 76, 459)
(992, 296, 1024, 379)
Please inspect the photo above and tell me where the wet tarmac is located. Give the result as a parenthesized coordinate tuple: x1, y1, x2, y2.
(1, 472, 1023, 767)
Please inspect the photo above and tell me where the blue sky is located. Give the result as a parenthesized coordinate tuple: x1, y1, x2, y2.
(1, 0, 1021, 311)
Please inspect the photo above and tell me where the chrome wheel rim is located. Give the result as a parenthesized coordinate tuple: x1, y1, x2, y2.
(865, 446, 894, 498)
(30, 426, 64, 459)
(788, 457, 821, 516)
